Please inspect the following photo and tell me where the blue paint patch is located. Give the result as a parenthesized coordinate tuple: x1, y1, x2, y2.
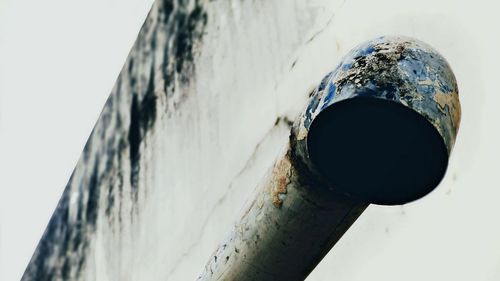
(398, 57, 427, 82)
(416, 84, 435, 95)
(340, 61, 352, 71)
(323, 83, 336, 105)
(356, 84, 378, 98)
(359, 45, 375, 57)
(317, 72, 333, 92)
(305, 94, 321, 128)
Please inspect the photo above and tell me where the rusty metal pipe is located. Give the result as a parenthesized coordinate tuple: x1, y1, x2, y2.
(198, 36, 461, 281)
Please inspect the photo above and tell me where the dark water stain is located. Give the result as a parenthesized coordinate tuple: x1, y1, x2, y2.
(162, 0, 208, 93)
(128, 95, 141, 192)
(23, 158, 103, 280)
(61, 258, 71, 280)
(128, 66, 157, 200)
(161, 0, 174, 23)
(274, 116, 294, 128)
(174, 4, 208, 74)
(105, 179, 115, 218)
(22, 185, 72, 280)
(104, 152, 116, 217)
(86, 162, 101, 228)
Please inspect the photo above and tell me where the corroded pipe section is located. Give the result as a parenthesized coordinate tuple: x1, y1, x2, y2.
(198, 36, 461, 281)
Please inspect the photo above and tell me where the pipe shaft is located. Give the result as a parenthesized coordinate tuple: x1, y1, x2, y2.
(198, 143, 367, 281)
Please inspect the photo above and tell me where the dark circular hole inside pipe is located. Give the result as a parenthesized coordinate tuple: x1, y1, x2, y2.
(307, 97, 448, 205)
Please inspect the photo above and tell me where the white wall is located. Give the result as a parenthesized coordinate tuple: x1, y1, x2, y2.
(1, 0, 500, 280)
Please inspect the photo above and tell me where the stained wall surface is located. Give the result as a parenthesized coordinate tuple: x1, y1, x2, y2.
(2, 0, 500, 280)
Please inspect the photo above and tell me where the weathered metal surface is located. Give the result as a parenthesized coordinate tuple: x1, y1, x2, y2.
(199, 36, 461, 280)
(296, 36, 461, 205)
(197, 144, 367, 281)
(295, 36, 460, 154)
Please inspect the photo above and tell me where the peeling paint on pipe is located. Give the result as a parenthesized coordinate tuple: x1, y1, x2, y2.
(198, 36, 461, 281)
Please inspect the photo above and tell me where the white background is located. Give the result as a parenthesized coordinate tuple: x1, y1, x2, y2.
(1, 0, 500, 281)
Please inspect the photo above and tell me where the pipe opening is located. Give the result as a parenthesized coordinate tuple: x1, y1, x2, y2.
(307, 97, 448, 205)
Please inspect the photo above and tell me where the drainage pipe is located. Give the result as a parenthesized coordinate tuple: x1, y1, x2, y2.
(197, 36, 461, 281)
